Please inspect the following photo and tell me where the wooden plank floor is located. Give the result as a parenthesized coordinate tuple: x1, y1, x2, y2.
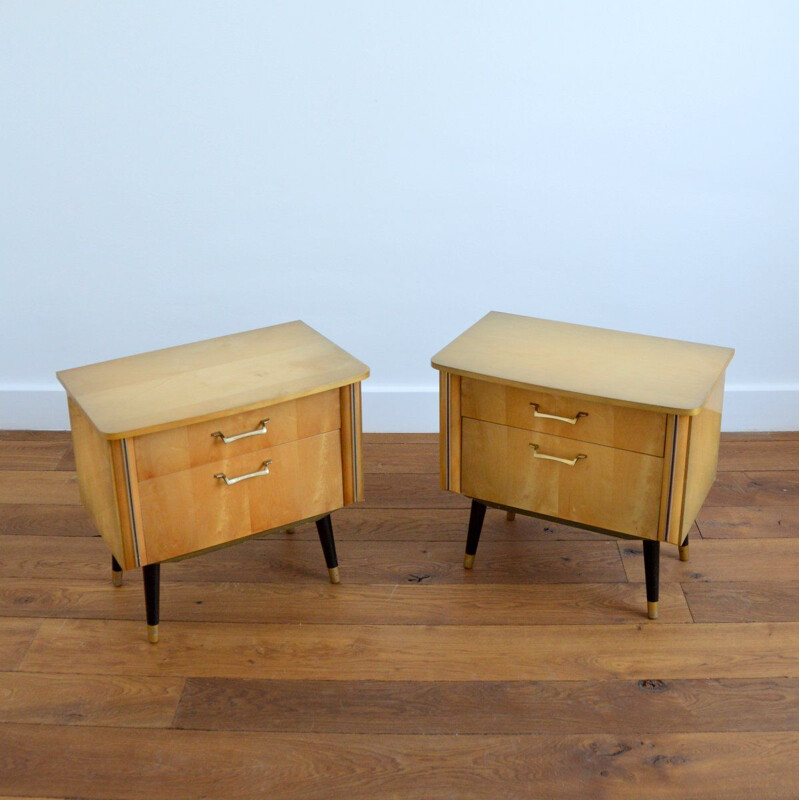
(0, 431, 796, 800)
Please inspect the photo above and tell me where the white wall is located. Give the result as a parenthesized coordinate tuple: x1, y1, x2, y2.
(1, 1, 797, 432)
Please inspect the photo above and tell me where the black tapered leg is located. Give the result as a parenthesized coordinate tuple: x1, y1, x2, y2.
(643, 540, 660, 619)
(315, 514, 340, 584)
(143, 563, 160, 643)
(464, 500, 487, 569)
(679, 530, 690, 562)
(111, 555, 123, 587)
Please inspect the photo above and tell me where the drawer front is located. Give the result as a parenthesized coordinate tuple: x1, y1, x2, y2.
(461, 418, 663, 539)
(137, 430, 344, 563)
(135, 389, 340, 481)
(461, 378, 666, 457)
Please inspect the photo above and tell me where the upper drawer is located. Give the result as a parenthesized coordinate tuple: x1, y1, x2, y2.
(134, 389, 340, 481)
(461, 378, 666, 457)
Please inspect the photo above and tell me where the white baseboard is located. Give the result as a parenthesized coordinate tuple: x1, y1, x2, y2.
(0, 384, 797, 433)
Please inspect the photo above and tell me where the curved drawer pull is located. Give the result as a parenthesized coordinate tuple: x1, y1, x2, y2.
(211, 419, 269, 444)
(215, 460, 272, 486)
(529, 404, 587, 425)
(529, 444, 587, 466)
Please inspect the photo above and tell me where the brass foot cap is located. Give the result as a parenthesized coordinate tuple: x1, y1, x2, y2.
(464, 554, 475, 570)
(506, 511, 516, 522)
(112, 572, 123, 587)
(647, 602, 659, 620)
(328, 567, 340, 584)
(679, 546, 689, 562)
(147, 624, 159, 644)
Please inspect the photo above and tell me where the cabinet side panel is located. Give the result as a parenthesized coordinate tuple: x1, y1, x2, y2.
(681, 373, 725, 538)
(67, 397, 132, 566)
(340, 382, 363, 506)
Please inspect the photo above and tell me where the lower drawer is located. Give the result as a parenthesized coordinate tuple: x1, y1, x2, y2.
(137, 430, 344, 563)
(461, 418, 663, 539)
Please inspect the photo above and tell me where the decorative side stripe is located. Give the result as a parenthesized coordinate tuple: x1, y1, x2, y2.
(350, 383, 359, 502)
(663, 414, 679, 542)
(445, 375, 451, 490)
(121, 439, 141, 566)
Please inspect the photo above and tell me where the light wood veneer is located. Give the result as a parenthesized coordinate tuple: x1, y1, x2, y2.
(434, 312, 734, 619)
(58, 322, 368, 640)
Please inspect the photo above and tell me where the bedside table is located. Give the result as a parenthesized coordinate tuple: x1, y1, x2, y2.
(432, 312, 733, 619)
(57, 321, 369, 642)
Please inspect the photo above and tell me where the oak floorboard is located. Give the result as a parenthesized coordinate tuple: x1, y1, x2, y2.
(361, 473, 470, 508)
(0, 535, 628, 585)
(717, 439, 798, 471)
(0, 442, 69, 471)
(0, 725, 795, 800)
(0, 504, 97, 537)
(174, 676, 798, 734)
(0, 579, 692, 625)
(363, 442, 438, 473)
(18, 619, 797, 681)
(682, 582, 798, 623)
(363, 433, 438, 444)
(720, 431, 797, 442)
(0, 671, 183, 727)
(0, 618, 41, 670)
(696, 505, 799, 539)
(0, 472, 80, 505)
(704, 471, 797, 507)
(0, 431, 71, 442)
(619, 538, 798, 583)
(54, 446, 74, 472)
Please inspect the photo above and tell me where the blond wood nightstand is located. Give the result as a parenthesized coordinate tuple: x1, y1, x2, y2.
(57, 322, 369, 642)
(432, 312, 734, 619)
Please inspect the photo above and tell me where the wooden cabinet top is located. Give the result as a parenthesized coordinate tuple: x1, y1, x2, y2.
(57, 321, 369, 439)
(431, 312, 733, 415)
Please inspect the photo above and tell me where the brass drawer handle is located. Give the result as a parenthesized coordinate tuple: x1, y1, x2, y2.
(211, 419, 269, 444)
(529, 404, 587, 425)
(529, 444, 587, 466)
(215, 460, 272, 486)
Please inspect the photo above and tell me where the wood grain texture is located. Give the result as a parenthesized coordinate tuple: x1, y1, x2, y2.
(461, 418, 663, 539)
(174, 676, 798, 734)
(57, 321, 369, 439)
(0, 471, 79, 505)
(137, 430, 344, 564)
(619, 538, 798, 583)
(432, 311, 734, 414)
(0, 429, 795, 800)
(0, 619, 41, 670)
(461, 376, 667, 456)
(717, 439, 798, 471)
(681, 375, 724, 537)
(0, 726, 795, 800)
(696, 505, 799, 538)
(361, 473, 470, 508)
(0, 430, 72, 441)
(0, 535, 627, 585)
(19, 619, 797, 681)
(0, 579, 692, 625)
(704, 471, 798, 507)
(134, 389, 340, 481)
(67, 397, 134, 567)
(682, 582, 799, 623)
(0, 442, 69, 471)
(0, 672, 183, 727)
(363, 442, 438, 473)
(0, 504, 96, 536)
